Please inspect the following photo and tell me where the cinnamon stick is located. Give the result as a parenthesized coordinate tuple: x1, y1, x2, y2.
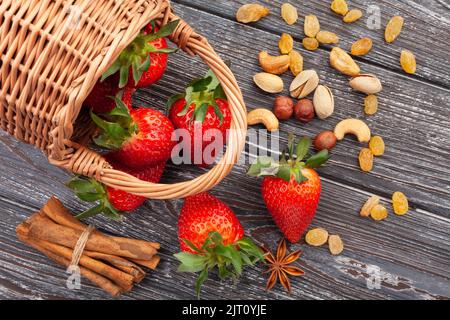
(17, 232, 122, 297)
(17, 229, 135, 291)
(131, 256, 160, 270)
(84, 251, 145, 282)
(42, 197, 160, 251)
(16, 197, 162, 297)
(21, 213, 156, 260)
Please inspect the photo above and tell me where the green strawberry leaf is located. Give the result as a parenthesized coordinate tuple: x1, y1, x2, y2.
(75, 204, 105, 220)
(101, 59, 121, 82)
(195, 269, 209, 298)
(296, 137, 311, 162)
(183, 239, 204, 254)
(214, 83, 227, 100)
(144, 20, 180, 42)
(276, 165, 292, 183)
(174, 252, 207, 273)
(66, 177, 96, 193)
(76, 192, 104, 202)
(305, 150, 330, 168)
(193, 103, 209, 123)
(247, 156, 279, 177)
(108, 97, 130, 117)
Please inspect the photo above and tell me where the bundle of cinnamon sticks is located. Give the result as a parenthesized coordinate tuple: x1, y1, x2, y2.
(16, 197, 160, 296)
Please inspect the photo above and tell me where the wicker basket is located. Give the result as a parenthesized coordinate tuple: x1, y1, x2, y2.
(0, 0, 247, 199)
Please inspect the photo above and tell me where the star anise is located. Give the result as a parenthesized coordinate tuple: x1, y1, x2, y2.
(261, 238, 305, 292)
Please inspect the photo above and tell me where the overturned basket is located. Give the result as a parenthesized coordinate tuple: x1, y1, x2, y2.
(0, 0, 247, 199)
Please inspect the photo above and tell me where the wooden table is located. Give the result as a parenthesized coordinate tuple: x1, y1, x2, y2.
(0, 0, 449, 300)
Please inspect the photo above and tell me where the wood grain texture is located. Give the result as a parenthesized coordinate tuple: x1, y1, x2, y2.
(0, 0, 449, 300)
(0, 131, 449, 300)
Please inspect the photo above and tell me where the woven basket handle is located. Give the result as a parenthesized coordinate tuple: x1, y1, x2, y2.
(75, 10, 248, 200)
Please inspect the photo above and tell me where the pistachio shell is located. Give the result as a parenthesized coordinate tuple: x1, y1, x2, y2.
(253, 73, 284, 93)
(313, 85, 334, 119)
(289, 69, 319, 98)
(349, 74, 382, 94)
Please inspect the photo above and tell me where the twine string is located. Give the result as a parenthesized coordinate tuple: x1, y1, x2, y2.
(69, 224, 95, 267)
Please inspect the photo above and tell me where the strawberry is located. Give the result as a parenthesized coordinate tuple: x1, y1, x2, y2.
(168, 70, 231, 167)
(174, 192, 264, 297)
(247, 135, 330, 243)
(90, 97, 175, 168)
(85, 81, 135, 114)
(101, 20, 179, 89)
(67, 155, 165, 220)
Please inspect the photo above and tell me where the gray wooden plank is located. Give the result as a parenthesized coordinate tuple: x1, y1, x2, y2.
(173, 0, 450, 87)
(0, 131, 449, 300)
(134, 2, 450, 216)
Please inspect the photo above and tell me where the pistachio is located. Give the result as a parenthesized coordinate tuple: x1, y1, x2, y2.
(289, 69, 320, 99)
(258, 51, 290, 75)
(253, 73, 284, 93)
(330, 47, 360, 76)
(313, 85, 334, 119)
(349, 74, 382, 94)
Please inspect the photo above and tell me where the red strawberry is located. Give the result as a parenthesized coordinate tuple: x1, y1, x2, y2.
(178, 192, 244, 252)
(84, 76, 135, 114)
(101, 20, 179, 89)
(104, 155, 165, 212)
(168, 70, 231, 167)
(67, 156, 165, 220)
(247, 135, 330, 243)
(91, 98, 175, 168)
(175, 192, 263, 297)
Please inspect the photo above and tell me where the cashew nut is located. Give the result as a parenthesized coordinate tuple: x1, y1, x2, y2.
(258, 51, 290, 75)
(334, 119, 371, 143)
(247, 108, 279, 132)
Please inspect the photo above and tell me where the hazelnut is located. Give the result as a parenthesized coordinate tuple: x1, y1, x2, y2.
(273, 96, 294, 120)
(294, 99, 315, 123)
(314, 131, 337, 151)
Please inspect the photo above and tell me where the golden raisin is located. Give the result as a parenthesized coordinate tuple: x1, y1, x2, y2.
(360, 195, 380, 217)
(359, 148, 374, 172)
(400, 50, 417, 74)
(305, 228, 329, 246)
(369, 136, 385, 156)
(392, 192, 409, 215)
(364, 95, 378, 115)
(281, 3, 298, 25)
(370, 204, 388, 221)
(302, 37, 319, 51)
(304, 15, 320, 37)
(279, 33, 294, 54)
(328, 235, 344, 255)
(316, 31, 339, 44)
(351, 37, 373, 56)
(236, 4, 270, 24)
(385, 16, 404, 43)
(289, 50, 304, 76)
(331, 0, 349, 16)
(343, 9, 363, 23)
